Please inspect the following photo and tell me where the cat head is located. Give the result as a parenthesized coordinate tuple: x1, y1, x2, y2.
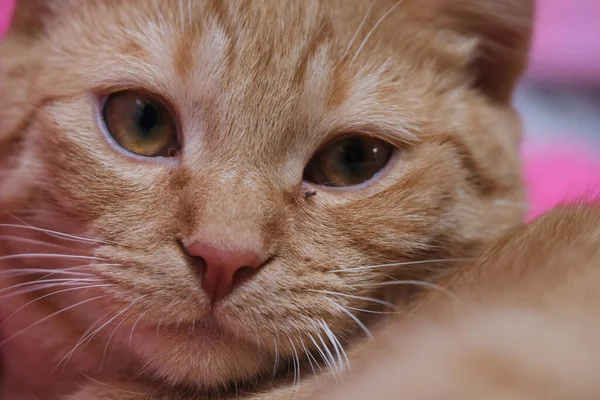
(0, 0, 532, 389)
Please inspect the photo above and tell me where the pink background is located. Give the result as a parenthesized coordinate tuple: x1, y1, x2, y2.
(0, 0, 13, 37)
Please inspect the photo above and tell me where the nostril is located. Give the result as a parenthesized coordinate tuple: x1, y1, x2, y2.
(193, 256, 207, 280)
(231, 265, 258, 290)
(180, 240, 207, 279)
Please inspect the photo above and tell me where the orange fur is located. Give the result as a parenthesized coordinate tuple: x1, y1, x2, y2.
(0, 0, 531, 399)
(313, 204, 600, 400)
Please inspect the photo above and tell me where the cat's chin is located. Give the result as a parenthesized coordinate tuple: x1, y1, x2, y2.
(127, 320, 273, 389)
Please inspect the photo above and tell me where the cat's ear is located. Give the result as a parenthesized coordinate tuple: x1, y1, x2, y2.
(432, 0, 534, 102)
(7, 0, 69, 39)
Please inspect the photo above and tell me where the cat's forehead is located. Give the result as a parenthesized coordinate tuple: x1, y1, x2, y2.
(44, 0, 422, 163)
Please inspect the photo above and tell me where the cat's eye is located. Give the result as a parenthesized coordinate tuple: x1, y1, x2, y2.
(303, 135, 393, 187)
(102, 91, 179, 157)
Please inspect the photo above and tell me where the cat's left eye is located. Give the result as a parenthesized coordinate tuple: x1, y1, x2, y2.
(102, 91, 179, 157)
(304, 135, 394, 188)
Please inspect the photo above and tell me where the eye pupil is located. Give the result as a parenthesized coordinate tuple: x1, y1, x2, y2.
(136, 101, 159, 137)
(304, 135, 394, 188)
(341, 140, 366, 174)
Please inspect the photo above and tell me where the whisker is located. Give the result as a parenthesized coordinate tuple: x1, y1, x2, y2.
(318, 320, 342, 375)
(326, 299, 373, 340)
(351, 0, 404, 63)
(59, 311, 115, 376)
(300, 335, 319, 377)
(179, 0, 184, 30)
(0, 222, 114, 246)
(343, 0, 375, 59)
(312, 321, 338, 378)
(0, 253, 106, 262)
(331, 258, 472, 273)
(272, 332, 280, 379)
(311, 290, 396, 309)
(0, 278, 103, 297)
(129, 310, 148, 348)
(0, 268, 94, 278)
(0, 283, 114, 328)
(0, 282, 109, 300)
(288, 336, 300, 390)
(320, 320, 350, 374)
(54, 297, 144, 372)
(349, 279, 460, 302)
(308, 330, 333, 374)
(82, 375, 148, 396)
(38, 263, 121, 280)
(102, 316, 128, 371)
(135, 354, 160, 379)
(0, 235, 73, 250)
(0, 295, 106, 346)
(345, 305, 397, 315)
(156, 316, 163, 340)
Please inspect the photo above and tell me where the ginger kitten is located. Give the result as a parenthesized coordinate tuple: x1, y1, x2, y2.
(0, 0, 531, 399)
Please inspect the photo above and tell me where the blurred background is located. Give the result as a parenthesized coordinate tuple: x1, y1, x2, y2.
(1, 0, 599, 216)
(516, 0, 600, 217)
(519, 0, 600, 145)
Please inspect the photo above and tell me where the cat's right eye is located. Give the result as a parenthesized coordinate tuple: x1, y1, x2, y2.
(102, 91, 179, 157)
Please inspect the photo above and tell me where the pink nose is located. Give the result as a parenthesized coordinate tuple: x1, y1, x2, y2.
(184, 241, 263, 304)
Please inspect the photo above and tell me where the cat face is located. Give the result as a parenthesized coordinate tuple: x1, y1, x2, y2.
(0, 0, 531, 390)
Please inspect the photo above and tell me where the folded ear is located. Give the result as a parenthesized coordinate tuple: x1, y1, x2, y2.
(432, 0, 534, 102)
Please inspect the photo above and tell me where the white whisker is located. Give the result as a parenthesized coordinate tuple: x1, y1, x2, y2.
(38, 263, 120, 280)
(135, 354, 160, 379)
(102, 316, 128, 371)
(326, 298, 373, 340)
(0, 278, 103, 297)
(0, 281, 109, 300)
(343, 0, 375, 59)
(312, 322, 338, 378)
(349, 279, 460, 302)
(179, 0, 184, 29)
(82, 375, 148, 396)
(300, 335, 319, 377)
(308, 330, 333, 374)
(0, 235, 72, 250)
(331, 258, 471, 273)
(0, 284, 114, 328)
(0, 295, 106, 346)
(272, 328, 280, 379)
(129, 310, 148, 348)
(311, 289, 396, 309)
(54, 297, 144, 372)
(288, 336, 300, 390)
(320, 320, 350, 374)
(0, 253, 105, 262)
(0, 268, 94, 278)
(345, 305, 397, 315)
(351, 0, 404, 63)
(156, 316, 163, 339)
(0, 222, 116, 246)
